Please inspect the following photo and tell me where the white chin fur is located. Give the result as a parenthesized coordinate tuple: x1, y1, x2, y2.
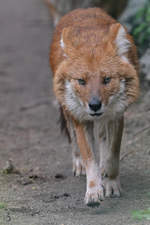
(64, 80, 127, 122)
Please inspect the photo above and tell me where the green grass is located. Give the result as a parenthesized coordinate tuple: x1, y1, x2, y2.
(0, 202, 7, 209)
(132, 191, 150, 221)
(132, 208, 150, 220)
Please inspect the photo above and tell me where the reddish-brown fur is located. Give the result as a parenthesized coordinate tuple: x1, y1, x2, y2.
(49, 8, 139, 206)
(50, 8, 139, 107)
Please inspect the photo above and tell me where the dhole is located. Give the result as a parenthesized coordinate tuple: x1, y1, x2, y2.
(50, 8, 139, 206)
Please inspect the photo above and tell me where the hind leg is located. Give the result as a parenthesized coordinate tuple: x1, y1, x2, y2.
(99, 117, 124, 197)
(69, 122, 86, 176)
(72, 144, 86, 176)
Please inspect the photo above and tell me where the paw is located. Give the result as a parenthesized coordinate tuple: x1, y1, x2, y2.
(85, 184, 104, 207)
(72, 156, 85, 176)
(102, 176, 121, 198)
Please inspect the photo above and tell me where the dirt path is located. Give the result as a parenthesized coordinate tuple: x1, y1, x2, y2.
(0, 0, 150, 224)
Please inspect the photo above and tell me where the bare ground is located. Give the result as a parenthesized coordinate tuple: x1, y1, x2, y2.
(0, 0, 150, 225)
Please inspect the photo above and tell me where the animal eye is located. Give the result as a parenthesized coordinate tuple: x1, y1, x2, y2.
(103, 77, 111, 85)
(78, 79, 86, 85)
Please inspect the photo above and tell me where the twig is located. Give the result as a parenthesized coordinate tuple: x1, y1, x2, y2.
(120, 125, 150, 161)
(125, 109, 150, 120)
(43, 0, 61, 26)
(128, 125, 150, 144)
(120, 149, 136, 161)
(20, 99, 50, 111)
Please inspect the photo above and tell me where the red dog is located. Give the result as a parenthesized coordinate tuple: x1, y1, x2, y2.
(50, 8, 139, 206)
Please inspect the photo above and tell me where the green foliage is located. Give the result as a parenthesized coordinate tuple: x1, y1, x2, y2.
(132, 208, 150, 220)
(0, 202, 7, 209)
(132, 191, 150, 221)
(130, 0, 150, 56)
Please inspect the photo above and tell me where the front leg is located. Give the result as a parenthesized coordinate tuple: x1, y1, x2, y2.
(74, 120, 104, 206)
(99, 117, 124, 197)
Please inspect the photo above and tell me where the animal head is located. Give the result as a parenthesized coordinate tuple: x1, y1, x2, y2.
(53, 23, 139, 121)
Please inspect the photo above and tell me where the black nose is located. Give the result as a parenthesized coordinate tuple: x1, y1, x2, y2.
(89, 97, 102, 112)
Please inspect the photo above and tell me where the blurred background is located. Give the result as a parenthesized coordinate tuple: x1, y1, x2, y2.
(0, 0, 150, 224)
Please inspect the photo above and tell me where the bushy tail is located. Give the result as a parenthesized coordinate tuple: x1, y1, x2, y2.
(43, 0, 61, 26)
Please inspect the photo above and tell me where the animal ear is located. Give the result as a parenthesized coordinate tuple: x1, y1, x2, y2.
(60, 27, 73, 50)
(110, 23, 131, 61)
(60, 27, 74, 57)
(60, 28, 68, 50)
(60, 27, 78, 58)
